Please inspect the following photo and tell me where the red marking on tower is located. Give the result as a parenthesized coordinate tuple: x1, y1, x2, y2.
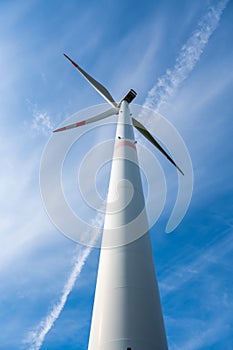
(115, 140, 136, 150)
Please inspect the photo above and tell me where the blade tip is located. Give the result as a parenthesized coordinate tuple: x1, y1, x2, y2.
(53, 126, 66, 133)
(179, 169, 184, 176)
(63, 53, 70, 61)
(63, 53, 79, 69)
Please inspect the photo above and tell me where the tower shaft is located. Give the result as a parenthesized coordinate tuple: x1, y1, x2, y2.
(88, 101, 168, 350)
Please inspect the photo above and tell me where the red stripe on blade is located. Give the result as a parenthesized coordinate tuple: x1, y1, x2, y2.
(53, 126, 67, 133)
(75, 120, 86, 127)
(64, 54, 79, 68)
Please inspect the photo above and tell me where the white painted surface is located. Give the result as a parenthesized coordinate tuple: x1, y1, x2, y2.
(88, 101, 168, 350)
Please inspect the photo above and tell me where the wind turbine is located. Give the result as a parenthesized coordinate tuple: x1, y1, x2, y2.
(54, 54, 184, 350)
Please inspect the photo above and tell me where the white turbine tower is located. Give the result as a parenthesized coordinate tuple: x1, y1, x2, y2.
(54, 54, 184, 350)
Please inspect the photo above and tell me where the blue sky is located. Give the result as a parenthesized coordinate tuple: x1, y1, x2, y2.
(0, 0, 232, 349)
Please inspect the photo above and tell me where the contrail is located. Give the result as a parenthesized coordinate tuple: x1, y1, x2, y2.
(144, 0, 229, 112)
(24, 213, 103, 350)
(25, 245, 92, 350)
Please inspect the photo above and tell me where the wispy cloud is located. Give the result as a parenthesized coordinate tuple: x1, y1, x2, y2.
(31, 110, 54, 135)
(144, 0, 229, 111)
(25, 98, 55, 135)
(161, 226, 233, 349)
(160, 227, 233, 297)
(182, 317, 231, 350)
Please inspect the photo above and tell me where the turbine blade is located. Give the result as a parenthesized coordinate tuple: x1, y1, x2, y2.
(64, 53, 117, 108)
(132, 118, 184, 175)
(53, 107, 118, 133)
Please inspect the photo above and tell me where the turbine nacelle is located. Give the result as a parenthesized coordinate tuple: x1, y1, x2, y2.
(54, 54, 184, 176)
(121, 89, 137, 105)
